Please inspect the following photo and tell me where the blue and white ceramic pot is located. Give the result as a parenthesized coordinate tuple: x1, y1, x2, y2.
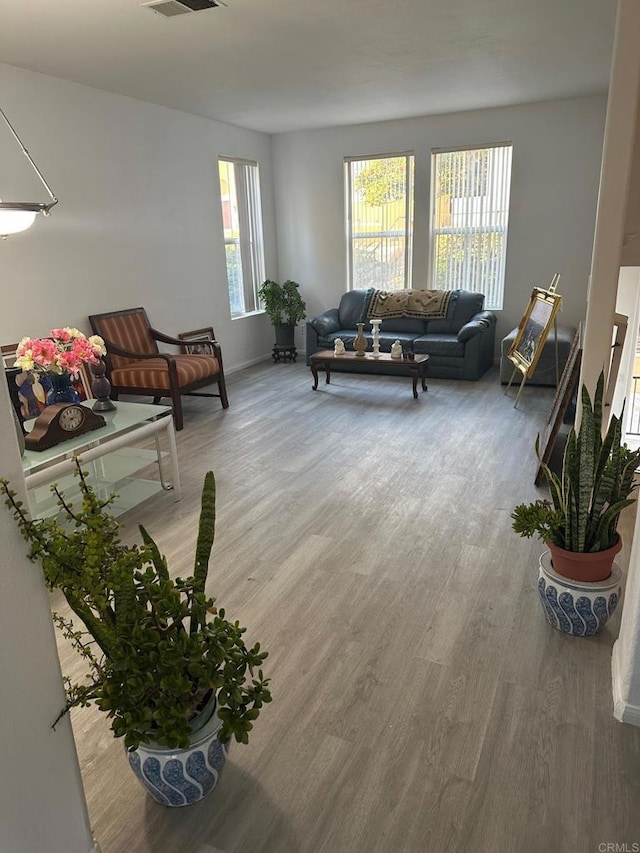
(126, 694, 229, 807)
(538, 550, 623, 637)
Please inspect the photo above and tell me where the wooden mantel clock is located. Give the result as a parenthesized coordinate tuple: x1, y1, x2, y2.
(25, 403, 107, 452)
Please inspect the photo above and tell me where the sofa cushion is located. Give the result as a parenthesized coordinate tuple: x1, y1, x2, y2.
(379, 317, 426, 335)
(423, 291, 460, 334)
(374, 332, 419, 352)
(412, 334, 465, 358)
(457, 311, 494, 342)
(448, 290, 485, 333)
(310, 309, 341, 336)
(338, 289, 373, 329)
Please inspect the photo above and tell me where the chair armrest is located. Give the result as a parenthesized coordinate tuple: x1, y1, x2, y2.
(457, 311, 496, 343)
(309, 309, 341, 336)
(150, 328, 207, 347)
(151, 327, 222, 359)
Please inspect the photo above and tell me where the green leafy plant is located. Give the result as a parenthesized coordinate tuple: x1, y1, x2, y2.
(0, 465, 271, 750)
(512, 371, 640, 553)
(257, 279, 306, 326)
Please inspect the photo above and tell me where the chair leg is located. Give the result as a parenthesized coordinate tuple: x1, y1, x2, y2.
(170, 390, 184, 431)
(218, 372, 229, 409)
(110, 389, 119, 401)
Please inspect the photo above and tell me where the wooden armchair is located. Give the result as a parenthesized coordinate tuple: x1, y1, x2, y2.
(88, 308, 229, 431)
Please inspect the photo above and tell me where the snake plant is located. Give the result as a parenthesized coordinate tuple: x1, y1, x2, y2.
(0, 464, 271, 750)
(512, 371, 640, 553)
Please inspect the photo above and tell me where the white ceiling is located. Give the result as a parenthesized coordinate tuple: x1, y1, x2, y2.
(0, 0, 617, 134)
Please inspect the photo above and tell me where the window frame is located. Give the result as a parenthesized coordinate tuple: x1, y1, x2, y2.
(218, 156, 266, 318)
(345, 151, 415, 292)
(428, 142, 513, 311)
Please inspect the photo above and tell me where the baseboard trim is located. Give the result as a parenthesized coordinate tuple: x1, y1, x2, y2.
(227, 349, 308, 376)
(226, 354, 272, 375)
(612, 640, 640, 726)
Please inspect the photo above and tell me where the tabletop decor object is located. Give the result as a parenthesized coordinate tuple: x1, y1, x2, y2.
(24, 402, 106, 452)
(370, 319, 382, 357)
(390, 340, 403, 359)
(354, 323, 367, 357)
(14, 328, 107, 404)
(89, 358, 117, 411)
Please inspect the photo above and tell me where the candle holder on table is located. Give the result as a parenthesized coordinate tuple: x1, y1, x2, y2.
(90, 360, 117, 412)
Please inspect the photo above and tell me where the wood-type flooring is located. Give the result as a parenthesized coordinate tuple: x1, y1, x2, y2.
(54, 363, 640, 853)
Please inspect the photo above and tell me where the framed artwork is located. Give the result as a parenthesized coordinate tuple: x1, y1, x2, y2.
(178, 327, 216, 355)
(509, 287, 563, 379)
(72, 364, 92, 403)
(1, 342, 18, 368)
(534, 326, 582, 485)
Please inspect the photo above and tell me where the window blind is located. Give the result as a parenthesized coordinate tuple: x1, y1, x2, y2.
(430, 144, 512, 310)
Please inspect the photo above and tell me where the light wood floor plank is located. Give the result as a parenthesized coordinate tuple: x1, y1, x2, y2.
(46, 363, 640, 852)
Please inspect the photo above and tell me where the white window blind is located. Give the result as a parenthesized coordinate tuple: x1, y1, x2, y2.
(345, 153, 414, 291)
(218, 158, 265, 317)
(429, 144, 512, 310)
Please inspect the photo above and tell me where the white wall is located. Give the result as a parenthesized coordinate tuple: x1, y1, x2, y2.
(0, 376, 95, 853)
(0, 62, 277, 370)
(272, 96, 607, 350)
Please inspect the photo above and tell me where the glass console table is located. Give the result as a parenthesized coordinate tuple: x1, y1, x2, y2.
(22, 401, 181, 518)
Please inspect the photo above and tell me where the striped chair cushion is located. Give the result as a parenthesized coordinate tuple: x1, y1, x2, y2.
(111, 355, 220, 390)
(99, 312, 157, 370)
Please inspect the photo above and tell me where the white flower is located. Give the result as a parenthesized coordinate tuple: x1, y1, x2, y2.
(15, 354, 35, 371)
(65, 327, 85, 340)
(88, 334, 107, 356)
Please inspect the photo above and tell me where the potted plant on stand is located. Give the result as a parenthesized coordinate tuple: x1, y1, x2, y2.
(512, 371, 640, 636)
(257, 279, 306, 361)
(0, 465, 271, 807)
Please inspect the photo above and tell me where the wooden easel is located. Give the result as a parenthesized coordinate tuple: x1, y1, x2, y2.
(505, 274, 562, 409)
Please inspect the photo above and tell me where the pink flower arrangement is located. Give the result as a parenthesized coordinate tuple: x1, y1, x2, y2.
(15, 328, 107, 376)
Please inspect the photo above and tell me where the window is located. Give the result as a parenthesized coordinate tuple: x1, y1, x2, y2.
(345, 153, 414, 291)
(218, 158, 265, 317)
(429, 144, 512, 310)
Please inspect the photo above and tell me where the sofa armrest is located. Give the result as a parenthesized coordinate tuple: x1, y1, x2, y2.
(310, 309, 341, 336)
(457, 311, 496, 343)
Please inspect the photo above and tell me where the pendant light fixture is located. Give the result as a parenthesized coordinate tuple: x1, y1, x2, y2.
(0, 106, 58, 239)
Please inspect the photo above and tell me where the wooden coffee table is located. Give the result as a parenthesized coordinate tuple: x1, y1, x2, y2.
(309, 350, 429, 399)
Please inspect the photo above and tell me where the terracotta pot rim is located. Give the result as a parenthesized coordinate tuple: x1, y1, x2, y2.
(545, 534, 622, 559)
(546, 535, 622, 583)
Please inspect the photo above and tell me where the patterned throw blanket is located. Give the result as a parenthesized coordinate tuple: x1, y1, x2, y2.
(367, 289, 453, 320)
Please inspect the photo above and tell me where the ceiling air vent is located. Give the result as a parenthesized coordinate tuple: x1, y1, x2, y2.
(142, 0, 225, 17)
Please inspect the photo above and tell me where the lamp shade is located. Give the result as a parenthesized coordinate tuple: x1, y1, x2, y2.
(0, 107, 59, 237)
(0, 202, 37, 237)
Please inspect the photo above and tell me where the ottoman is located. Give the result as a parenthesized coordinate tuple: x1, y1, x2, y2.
(500, 324, 577, 386)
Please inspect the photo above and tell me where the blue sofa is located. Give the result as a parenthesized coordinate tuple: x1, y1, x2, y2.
(306, 288, 496, 380)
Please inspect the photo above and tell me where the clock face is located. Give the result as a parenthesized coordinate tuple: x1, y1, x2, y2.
(58, 405, 86, 432)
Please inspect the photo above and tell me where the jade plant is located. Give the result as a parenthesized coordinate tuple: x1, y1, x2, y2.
(512, 371, 640, 553)
(0, 465, 271, 750)
(257, 279, 306, 326)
